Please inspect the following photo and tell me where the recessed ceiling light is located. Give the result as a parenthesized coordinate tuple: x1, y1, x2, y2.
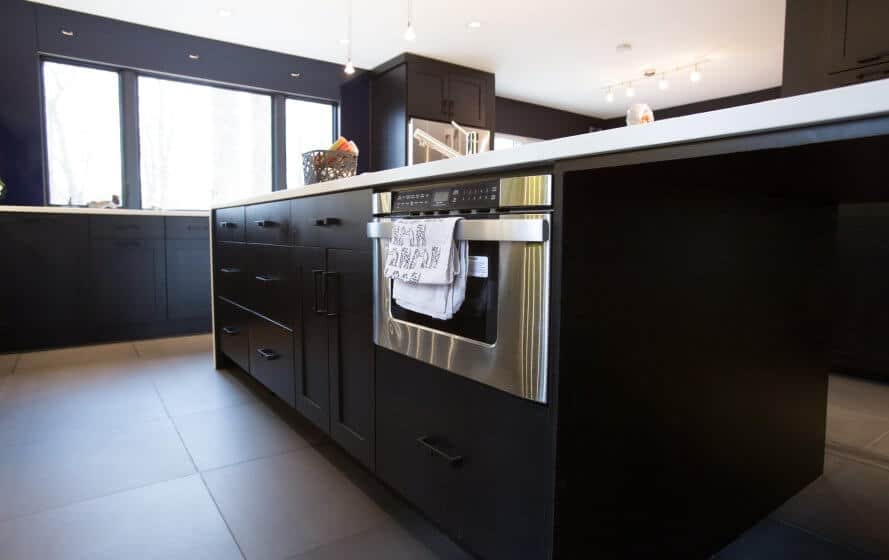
(218, 8, 232, 17)
(467, 21, 482, 28)
(188, 53, 200, 60)
(290, 72, 301, 78)
(60, 29, 75, 37)
(616, 43, 632, 53)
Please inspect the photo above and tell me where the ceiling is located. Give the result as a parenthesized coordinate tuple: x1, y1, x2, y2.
(31, 0, 787, 119)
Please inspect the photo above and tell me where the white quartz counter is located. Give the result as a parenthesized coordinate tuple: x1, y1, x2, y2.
(0, 206, 207, 217)
(216, 79, 889, 209)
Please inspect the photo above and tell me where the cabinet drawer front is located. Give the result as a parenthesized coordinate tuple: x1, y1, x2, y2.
(90, 215, 164, 239)
(167, 216, 210, 239)
(247, 244, 295, 326)
(828, 60, 889, 88)
(215, 207, 245, 242)
(217, 298, 250, 372)
(248, 314, 295, 406)
(215, 243, 248, 306)
(246, 201, 291, 245)
(291, 189, 371, 250)
(376, 348, 550, 560)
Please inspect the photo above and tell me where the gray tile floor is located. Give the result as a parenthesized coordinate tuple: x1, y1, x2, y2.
(1, 336, 888, 559)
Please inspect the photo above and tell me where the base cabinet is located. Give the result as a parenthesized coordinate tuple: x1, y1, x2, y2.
(248, 314, 296, 407)
(293, 246, 330, 431)
(217, 298, 250, 372)
(375, 348, 551, 560)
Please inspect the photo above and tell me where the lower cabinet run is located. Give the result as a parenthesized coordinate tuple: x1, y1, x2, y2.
(213, 189, 375, 471)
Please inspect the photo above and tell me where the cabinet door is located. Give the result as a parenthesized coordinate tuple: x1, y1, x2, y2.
(447, 71, 489, 128)
(293, 246, 330, 432)
(313, 189, 372, 251)
(830, 0, 889, 72)
(167, 239, 211, 323)
(327, 249, 374, 468)
(248, 314, 296, 406)
(246, 244, 295, 327)
(0, 214, 90, 352)
(407, 60, 450, 121)
(217, 298, 250, 372)
(90, 238, 167, 326)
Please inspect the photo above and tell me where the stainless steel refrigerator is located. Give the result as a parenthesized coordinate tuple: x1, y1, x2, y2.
(408, 118, 492, 165)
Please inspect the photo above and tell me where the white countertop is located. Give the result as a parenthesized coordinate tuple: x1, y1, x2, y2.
(217, 79, 889, 209)
(0, 206, 208, 217)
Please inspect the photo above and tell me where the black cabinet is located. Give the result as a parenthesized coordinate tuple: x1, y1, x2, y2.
(292, 246, 330, 432)
(829, 0, 889, 73)
(327, 249, 374, 468)
(246, 244, 295, 327)
(375, 348, 551, 560)
(217, 298, 250, 372)
(215, 242, 247, 305)
(407, 59, 450, 122)
(166, 216, 211, 325)
(90, 238, 167, 327)
(248, 314, 296, 406)
(246, 200, 291, 245)
(216, 206, 245, 242)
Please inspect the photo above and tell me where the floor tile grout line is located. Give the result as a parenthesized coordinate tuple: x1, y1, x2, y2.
(0, 471, 199, 526)
(197, 443, 319, 477)
(150, 376, 247, 560)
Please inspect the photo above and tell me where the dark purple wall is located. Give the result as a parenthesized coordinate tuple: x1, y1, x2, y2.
(0, 0, 356, 206)
(495, 97, 603, 140)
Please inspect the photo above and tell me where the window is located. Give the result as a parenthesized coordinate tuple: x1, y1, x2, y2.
(138, 76, 272, 210)
(43, 62, 123, 206)
(493, 132, 541, 151)
(285, 98, 335, 188)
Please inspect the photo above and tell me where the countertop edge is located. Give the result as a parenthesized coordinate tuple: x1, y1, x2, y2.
(0, 206, 208, 217)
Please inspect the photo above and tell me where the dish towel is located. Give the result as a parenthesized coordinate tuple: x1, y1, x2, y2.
(384, 218, 468, 320)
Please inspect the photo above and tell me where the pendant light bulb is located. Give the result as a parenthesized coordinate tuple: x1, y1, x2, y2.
(690, 65, 702, 83)
(344, 59, 356, 75)
(344, 0, 355, 75)
(404, 23, 416, 41)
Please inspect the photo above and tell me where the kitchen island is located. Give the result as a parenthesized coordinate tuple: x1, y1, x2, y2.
(210, 79, 889, 559)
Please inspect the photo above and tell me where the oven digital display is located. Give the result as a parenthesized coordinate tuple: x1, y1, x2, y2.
(433, 191, 449, 203)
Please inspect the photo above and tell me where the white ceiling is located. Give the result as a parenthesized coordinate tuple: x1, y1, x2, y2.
(32, 0, 787, 119)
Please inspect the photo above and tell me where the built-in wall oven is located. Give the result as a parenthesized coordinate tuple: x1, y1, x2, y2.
(367, 174, 552, 403)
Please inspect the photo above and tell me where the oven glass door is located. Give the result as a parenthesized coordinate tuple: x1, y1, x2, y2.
(389, 240, 498, 344)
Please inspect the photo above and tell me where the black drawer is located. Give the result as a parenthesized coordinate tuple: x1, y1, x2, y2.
(217, 298, 250, 372)
(215, 242, 248, 306)
(215, 207, 245, 242)
(291, 189, 371, 250)
(246, 201, 291, 245)
(375, 349, 551, 560)
(90, 215, 164, 239)
(249, 314, 295, 406)
(247, 244, 295, 326)
(167, 216, 210, 239)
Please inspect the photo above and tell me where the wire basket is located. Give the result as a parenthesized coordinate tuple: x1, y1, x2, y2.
(302, 150, 358, 185)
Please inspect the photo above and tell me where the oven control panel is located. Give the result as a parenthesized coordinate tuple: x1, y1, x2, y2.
(391, 181, 499, 213)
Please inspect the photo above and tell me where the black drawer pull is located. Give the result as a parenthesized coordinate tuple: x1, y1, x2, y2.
(324, 271, 339, 318)
(857, 52, 889, 65)
(222, 326, 240, 335)
(219, 221, 238, 229)
(254, 274, 279, 283)
(417, 435, 463, 467)
(257, 347, 279, 360)
(254, 219, 278, 228)
(219, 267, 241, 274)
(313, 217, 341, 226)
(312, 269, 327, 314)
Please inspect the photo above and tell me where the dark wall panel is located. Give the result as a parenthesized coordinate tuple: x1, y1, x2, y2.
(0, 0, 44, 206)
(340, 73, 372, 174)
(495, 97, 602, 140)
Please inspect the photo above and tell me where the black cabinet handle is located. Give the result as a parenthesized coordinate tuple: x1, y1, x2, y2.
(219, 221, 237, 229)
(254, 274, 279, 283)
(313, 217, 341, 226)
(312, 269, 327, 314)
(219, 267, 241, 274)
(256, 347, 279, 360)
(857, 52, 889, 65)
(324, 271, 339, 318)
(254, 219, 277, 228)
(856, 68, 889, 82)
(222, 326, 240, 335)
(417, 435, 463, 467)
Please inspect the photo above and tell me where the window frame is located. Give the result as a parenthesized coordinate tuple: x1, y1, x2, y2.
(39, 55, 339, 209)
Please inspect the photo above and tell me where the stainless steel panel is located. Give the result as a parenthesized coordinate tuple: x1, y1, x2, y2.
(498, 175, 552, 208)
(372, 192, 392, 215)
(372, 214, 550, 403)
(367, 218, 549, 242)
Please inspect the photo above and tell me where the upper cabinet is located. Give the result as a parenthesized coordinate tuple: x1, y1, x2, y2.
(406, 58, 491, 128)
(784, 0, 889, 95)
(829, 0, 889, 73)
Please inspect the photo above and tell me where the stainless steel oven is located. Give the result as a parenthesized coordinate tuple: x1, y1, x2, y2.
(367, 174, 552, 403)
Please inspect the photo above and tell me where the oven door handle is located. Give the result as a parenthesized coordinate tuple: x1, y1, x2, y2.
(366, 219, 549, 242)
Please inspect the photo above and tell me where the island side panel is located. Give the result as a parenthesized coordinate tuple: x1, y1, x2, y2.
(553, 159, 835, 558)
